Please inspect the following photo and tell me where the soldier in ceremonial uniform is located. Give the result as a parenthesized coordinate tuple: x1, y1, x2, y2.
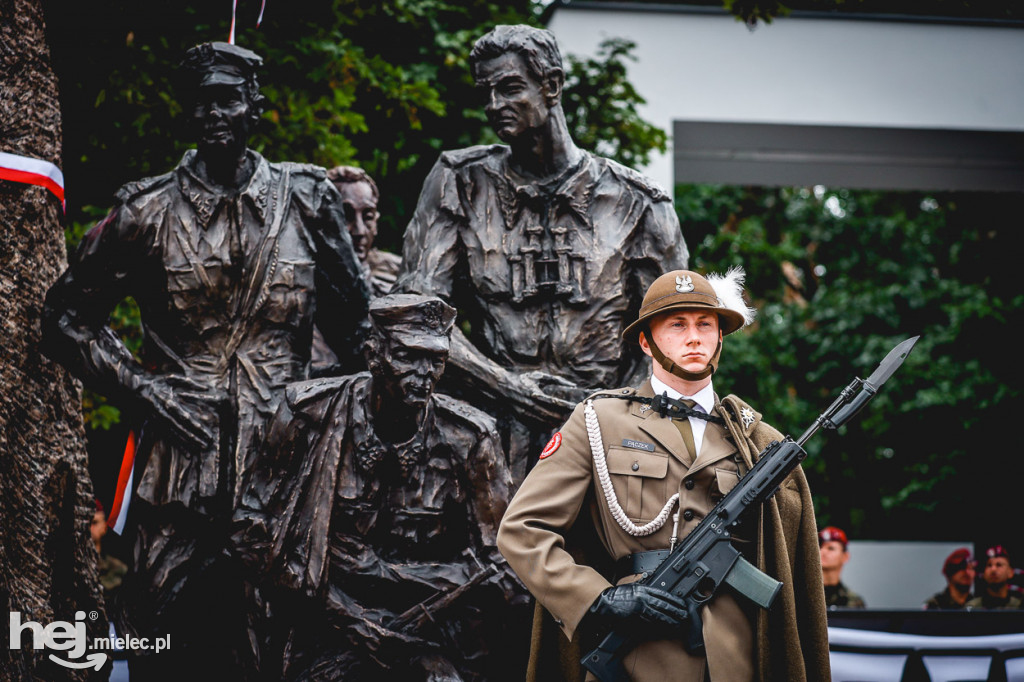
(394, 25, 687, 483)
(235, 294, 524, 681)
(497, 269, 830, 682)
(42, 42, 369, 678)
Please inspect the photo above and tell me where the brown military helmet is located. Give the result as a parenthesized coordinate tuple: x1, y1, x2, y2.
(623, 268, 755, 380)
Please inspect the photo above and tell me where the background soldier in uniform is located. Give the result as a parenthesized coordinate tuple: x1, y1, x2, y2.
(42, 42, 370, 678)
(497, 268, 830, 682)
(394, 24, 688, 483)
(924, 548, 976, 610)
(236, 294, 524, 681)
(967, 545, 1023, 610)
(819, 526, 866, 609)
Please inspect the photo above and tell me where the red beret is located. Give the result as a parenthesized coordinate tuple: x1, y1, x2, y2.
(942, 548, 975, 578)
(818, 526, 848, 548)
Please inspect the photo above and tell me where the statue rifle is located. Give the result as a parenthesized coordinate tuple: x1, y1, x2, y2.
(388, 549, 499, 634)
(582, 336, 919, 682)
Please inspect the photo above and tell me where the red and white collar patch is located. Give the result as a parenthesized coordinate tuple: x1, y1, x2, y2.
(539, 432, 562, 460)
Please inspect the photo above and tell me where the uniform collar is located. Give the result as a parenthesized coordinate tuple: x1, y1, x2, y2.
(177, 149, 272, 228)
(649, 374, 715, 415)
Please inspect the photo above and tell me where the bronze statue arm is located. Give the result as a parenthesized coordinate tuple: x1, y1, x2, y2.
(42, 208, 214, 451)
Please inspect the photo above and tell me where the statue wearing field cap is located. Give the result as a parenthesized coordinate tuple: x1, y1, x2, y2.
(42, 40, 369, 678)
(236, 293, 525, 681)
(497, 268, 830, 681)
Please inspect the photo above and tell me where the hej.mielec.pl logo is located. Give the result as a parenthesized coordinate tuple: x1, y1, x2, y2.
(10, 610, 173, 669)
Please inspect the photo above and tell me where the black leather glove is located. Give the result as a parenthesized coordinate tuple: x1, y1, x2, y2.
(587, 583, 690, 636)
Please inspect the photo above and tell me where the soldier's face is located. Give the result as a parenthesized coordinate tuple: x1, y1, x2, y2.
(982, 557, 1013, 587)
(819, 541, 849, 571)
(475, 52, 552, 142)
(190, 82, 254, 156)
(381, 341, 447, 410)
(640, 311, 722, 376)
(950, 564, 976, 590)
(337, 180, 379, 262)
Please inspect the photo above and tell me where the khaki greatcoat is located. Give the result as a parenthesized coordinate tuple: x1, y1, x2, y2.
(497, 380, 831, 681)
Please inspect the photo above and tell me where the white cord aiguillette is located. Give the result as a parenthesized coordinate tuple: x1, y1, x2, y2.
(585, 400, 678, 537)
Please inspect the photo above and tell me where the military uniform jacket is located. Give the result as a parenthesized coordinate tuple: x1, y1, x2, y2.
(497, 381, 830, 682)
(44, 150, 370, 511)
(394, 146, 687, 390)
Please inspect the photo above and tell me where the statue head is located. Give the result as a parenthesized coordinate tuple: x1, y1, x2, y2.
(327, 166, 380, 263)
(469, 25, 565, 142)
(365, 294, 457, 412)
(180, 42, 266, 158)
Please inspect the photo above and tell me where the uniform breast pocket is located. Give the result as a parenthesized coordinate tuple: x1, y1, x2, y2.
(605, 448, 669, 523)
(263, 258, 315, 327)
(165, 264, 212, 317)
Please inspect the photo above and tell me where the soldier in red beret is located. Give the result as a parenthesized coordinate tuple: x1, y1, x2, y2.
(819, 526, 866, 609)
(923, 548, 976, 610)
(968, 545, 1023, 609)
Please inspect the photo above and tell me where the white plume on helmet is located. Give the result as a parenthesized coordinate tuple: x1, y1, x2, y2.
(706, 266, 757, 329)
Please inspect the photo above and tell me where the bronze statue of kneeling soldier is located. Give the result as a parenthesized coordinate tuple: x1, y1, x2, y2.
(235, 294, 526, 681)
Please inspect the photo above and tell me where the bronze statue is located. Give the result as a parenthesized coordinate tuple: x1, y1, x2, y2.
(328, 165, 400, 296)
(393, 24, 688, 482)
(235, 294, 523, 681)
(311, 165, 401, 375)
(41, 41, 370, 678)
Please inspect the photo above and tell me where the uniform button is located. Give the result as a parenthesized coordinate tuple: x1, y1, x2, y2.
(684, 479, 695, 490)
(631, 461, 640, 471)
(622, 389, 630, 394)
(683, 510, 694, 521)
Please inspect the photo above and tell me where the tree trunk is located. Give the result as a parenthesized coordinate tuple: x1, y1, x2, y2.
(0, 1, 107, 680)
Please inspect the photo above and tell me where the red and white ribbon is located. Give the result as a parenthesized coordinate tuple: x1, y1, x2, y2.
(229, 0, 266, 44)
(108, 429, 138, 535)
(0, 151, 65, 210)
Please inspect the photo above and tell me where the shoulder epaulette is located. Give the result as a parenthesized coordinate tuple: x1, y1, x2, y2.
(439, 144, 505, 170)
(603, 158, 671, 202)
(285, 376, 346, 412)
(114, 172, 174, 205)
(432, 393, 498, 435)
(276, 161, 328, 181)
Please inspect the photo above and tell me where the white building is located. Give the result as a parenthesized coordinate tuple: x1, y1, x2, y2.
(546, 2, 1024, 192)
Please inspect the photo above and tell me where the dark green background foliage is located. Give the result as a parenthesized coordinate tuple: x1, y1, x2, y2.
(680, 184, 1021, 548)
(42, 1, 1021, 551)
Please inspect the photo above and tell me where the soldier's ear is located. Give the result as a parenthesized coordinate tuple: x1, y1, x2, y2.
(542, 68, 563, 106)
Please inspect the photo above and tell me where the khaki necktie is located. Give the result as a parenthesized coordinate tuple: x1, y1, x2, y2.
(671, 399, 698, 459)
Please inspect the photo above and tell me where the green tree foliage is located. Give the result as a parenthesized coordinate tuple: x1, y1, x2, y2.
(562, 37, 667, 170)
(679, 184, 1022, 544)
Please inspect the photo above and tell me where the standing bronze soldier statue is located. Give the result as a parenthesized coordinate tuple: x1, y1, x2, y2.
(394, 24, 688, 483)
(42, 41, 370, 678)
(235, 294, 523, 681)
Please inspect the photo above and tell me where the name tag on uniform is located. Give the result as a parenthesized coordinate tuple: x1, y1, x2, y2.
(621, 439, 655, 452)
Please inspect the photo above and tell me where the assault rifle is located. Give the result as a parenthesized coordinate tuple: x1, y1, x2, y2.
(582, 336, 919, 682)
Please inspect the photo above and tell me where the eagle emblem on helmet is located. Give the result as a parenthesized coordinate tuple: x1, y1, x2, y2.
(675, 275, 694, 293)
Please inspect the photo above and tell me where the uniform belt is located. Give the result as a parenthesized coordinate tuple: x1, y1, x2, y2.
(615, 549, 671, 578)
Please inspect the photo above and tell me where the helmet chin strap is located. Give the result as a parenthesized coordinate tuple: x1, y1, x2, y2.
(644, 326, 721, 382)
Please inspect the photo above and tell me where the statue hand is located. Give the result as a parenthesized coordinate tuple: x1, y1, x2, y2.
(514, 371, 581, 423)
(137, 374, 223, 452)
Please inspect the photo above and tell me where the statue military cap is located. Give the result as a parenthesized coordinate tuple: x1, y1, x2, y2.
(622, 269, 747, 342)
(181, 41, 263, 87)
(369, 294, 457, 352)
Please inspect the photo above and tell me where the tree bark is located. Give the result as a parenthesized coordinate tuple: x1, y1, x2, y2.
(1, 1, 107, 679)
